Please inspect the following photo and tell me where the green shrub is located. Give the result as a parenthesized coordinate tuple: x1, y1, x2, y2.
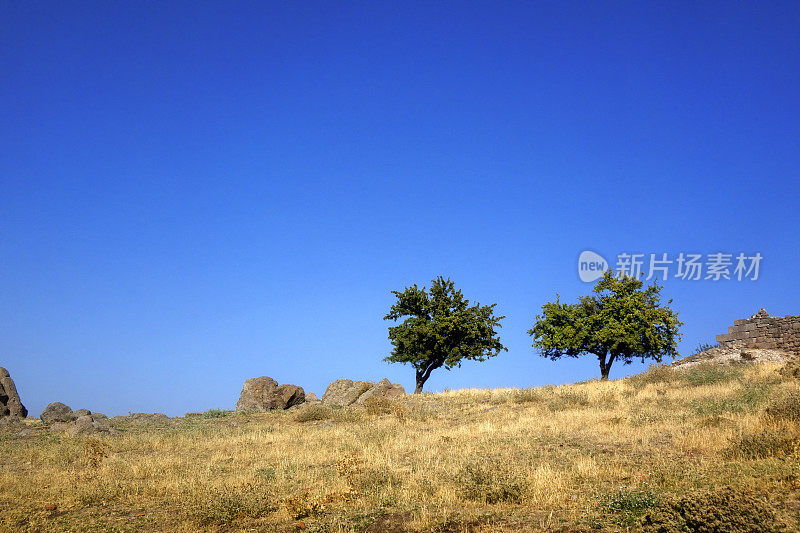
(641, 487, 785, 532)
(190, 490, 277, 526)
(294, 405, 332, 423)
(598, 486, 659, 526)
(201, 409, 231, 419)
(694, 342, 719, 354)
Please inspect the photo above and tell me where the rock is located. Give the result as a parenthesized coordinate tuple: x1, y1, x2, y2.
(322, 379, 406, 407)
(322, 379, 373, 406)
(356, 379, 405, 405)
(305, 392, 320, 403)
(276, 384, 305, 409)
(68, 415, 97, 436)
(91, 415, 112, 432)
(0, 367, 27, 419)
(41, 402, 76, 424)
(236, 376, 278, 411)
(73, 409, 92, 417)
(0, 416, 23, 429)
(751, 308, 770, 319)
(49, 412, 113, 436)
(49, 422, 72, 434)
(236, 377, 306, 411)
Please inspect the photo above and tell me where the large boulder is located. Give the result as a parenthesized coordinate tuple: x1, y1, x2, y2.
(41, 402, 77, 423)
(0, 367, 27, 419)
(276, 384, 305, 409)
(356, 378, 406, 404)
(322, 379, 373, 406)
(236, 377, 305, 411)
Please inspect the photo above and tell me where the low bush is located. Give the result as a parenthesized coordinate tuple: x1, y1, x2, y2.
(641, 487, 785, 532)
(363, 396, 393, 415)
(201, 409, 231, 419)
(190, 490, 277, 526)
(598, 486, 659, 527)
(294, 405, 332, 423)
(694, 342, 719, 354)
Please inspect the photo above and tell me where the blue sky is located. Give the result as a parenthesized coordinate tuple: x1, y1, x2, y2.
(2, 2, 799, 417)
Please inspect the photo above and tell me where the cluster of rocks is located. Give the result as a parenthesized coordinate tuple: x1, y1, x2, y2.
(322, 378, 405, 406)
(0, 367, 27, 420)
(236, 376, 405, 412)
(41, 402, 114, 436)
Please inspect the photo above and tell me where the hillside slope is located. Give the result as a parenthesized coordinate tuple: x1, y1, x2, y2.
(2, 361, 800, 531)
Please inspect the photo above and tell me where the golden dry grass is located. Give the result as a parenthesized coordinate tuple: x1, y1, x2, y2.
(2, 362, 800, 531)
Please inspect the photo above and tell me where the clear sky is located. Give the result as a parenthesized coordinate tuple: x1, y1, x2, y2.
(2, 2, 799, 417)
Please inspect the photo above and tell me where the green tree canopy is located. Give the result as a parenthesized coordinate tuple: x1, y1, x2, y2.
(528, 271, 682, 380)
(384, 276, 507, 393)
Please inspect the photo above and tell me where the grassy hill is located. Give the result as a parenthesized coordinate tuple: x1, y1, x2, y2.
(2, 361, 800, 531)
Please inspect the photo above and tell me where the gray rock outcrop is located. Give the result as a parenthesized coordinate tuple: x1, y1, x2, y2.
(50, 412, 113, 437)
(236, 377, 305, 411)
(356, 378, 406, 404)
(305, 392, 320, 403)
(41, 402, 77, 423)
(0, 367, 27, 419)
(322, 379, 373, 406)
(41, 403, 113, 436)
(322, 378, 405, 406)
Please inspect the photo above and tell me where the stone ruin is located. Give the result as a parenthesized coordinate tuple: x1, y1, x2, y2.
(716, 308, 800, 354)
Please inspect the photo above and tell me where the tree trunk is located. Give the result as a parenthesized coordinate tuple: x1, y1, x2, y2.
(414, 369, 426, 394)
(414, 361, 441, 394)
(598, 353, 616, 380)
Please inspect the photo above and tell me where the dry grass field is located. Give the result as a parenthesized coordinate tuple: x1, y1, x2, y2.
(2, 361, 800, 532)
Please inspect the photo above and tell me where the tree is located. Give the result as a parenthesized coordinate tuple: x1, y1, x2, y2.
(384, 276, 507, 393)
(528, 271, 682, 380)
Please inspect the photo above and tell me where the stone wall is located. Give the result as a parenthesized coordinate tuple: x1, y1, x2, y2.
(716, 309, 800, 353)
